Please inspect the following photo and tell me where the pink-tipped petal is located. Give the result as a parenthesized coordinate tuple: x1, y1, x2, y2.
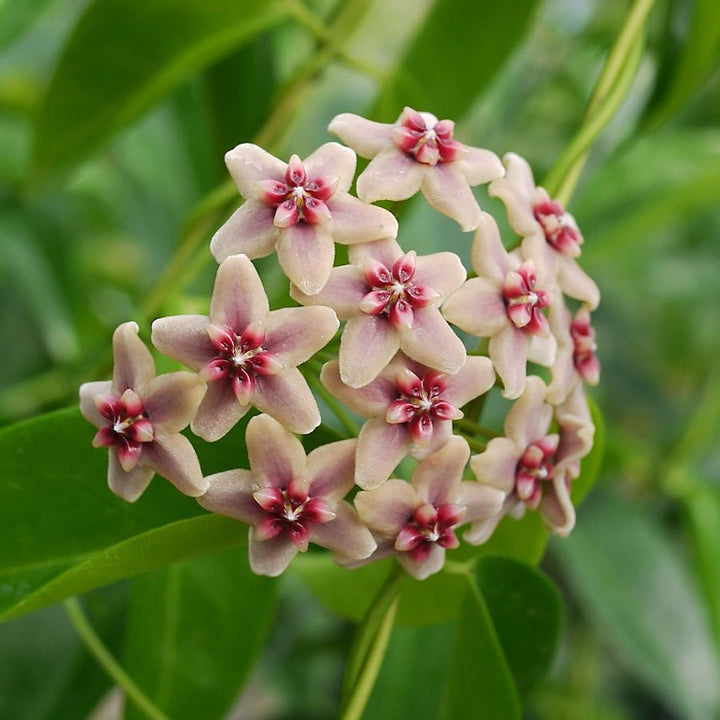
(355, 478, 418, 534)
(262, 306, 339, 366)
(399, 308, 466, 375)
(276, 223, 335, 296)
(326, 194, 398, 245)
(355, 419, 411, 490)
(253, 369, 320, 435)
(441, 278, 508, 337)
(142, 432, 207, 497)
(356, 147, 425, 203)
(209, 254, 270, 332)
(412, 436, 469, 506)
(112, 322, 155, 394)
(290, 265, 367, 320)
(224, 143, 287, 199)
(320, 360, 396, 418)
(307, 438, 358, 500)
(339, 316, 400, 388)
(557, 255, 601, 310)
(210, 201, 278, 263)
(249, 533, 299, 577)
(246, 414, 306, 488)
(470, 437, 522, 494)
(151, 315, 216, 371)
(190, 381, 249, 442)
(198, 469, 265, 525)
(144, 372, 205, 432)
(398, 542, 446, 580)
(414, 252, 467, 302)
(421, 164, 481, 231)
(328, 113, 394, 158)
(310, 502, 377, 559)
(107, 452, 154, 503)
(302, 142, 356, 195)
(540, 474, 576, 537)
(444, 356, 496, 408)
(79, 381, 113, 428)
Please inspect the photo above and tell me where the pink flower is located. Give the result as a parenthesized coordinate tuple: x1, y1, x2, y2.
(151, 254, 339, 441)
(291, 237, 467, 388)
(198, 414, 376, 576)
(321, 353, 495, 488)
(488, 153, 599, 309)
(210, 143, 398, 295)
(464, 377, 577, 542)
(79, 322, 207, 503)
(547, 301, 601, 404)
(442, 211, 557, 399)
(351, 437, 504, 579)
(329, 107, 504, 231)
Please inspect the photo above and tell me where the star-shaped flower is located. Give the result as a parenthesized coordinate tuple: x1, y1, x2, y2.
(442, 211, 557, 399)
(488, 152, 599, 309)
(329, 107, 504, 231)
(198, 414, 377, 577)
(464, 377, 576, 543)
(351, 437, 504, 580)
(152, 254, 339, 441)
(291, 238, 467, 388)
(79, 322, 207, 502)
(210, 142, 398, 295)
(321, 353, 495, 488)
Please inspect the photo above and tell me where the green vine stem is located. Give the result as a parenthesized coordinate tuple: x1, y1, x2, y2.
(64, 597, 171, 720)
(340, 564, 404, 720)
(543, 0, 656, 203)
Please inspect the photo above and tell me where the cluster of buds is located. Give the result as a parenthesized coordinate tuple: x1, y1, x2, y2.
(80, 107, 600, 579)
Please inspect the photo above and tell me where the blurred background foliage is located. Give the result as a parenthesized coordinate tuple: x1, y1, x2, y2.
(0, 0, 719, 718)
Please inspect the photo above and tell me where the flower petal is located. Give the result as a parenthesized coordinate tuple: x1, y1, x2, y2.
(355, 478, 418, 534)
(456, 482, 506, 523)
(107, 451, 154, 503)
(290, 265, 366, 320)
(470, 437, 521, 493)
(398, 542, 446, 580)
(412, 436, 469, 506)
(356, 147, 425, 203)
(505, 376, 553, 448)
(339, 316, 400, 388)
(488, 152, 539, 236)
(79, 380, 113, 428)
(421, 164, 481, 231)
(302, 141, 356, 194)
(442, 277, 508, 337)
(557, 254, 600, 310)
(224, 143, 286, 198)
(253, 369, 321, 435)
(249, 532, 299, 577)
(310, 502, 377, 559)
(209, 254, 270, 332)
(276, 223, 335, 296)
(307, 438, 358, 500)
(144, 371, 205, 432)
(471, 211, 514, 281)
(246, 414, 306, 488)
(399, 308, 466, 375)
(444, 356, 496, 408)
(151, 315, 215, 371)
(326, 193, 398, 245)
(456, 146, 505, 185)
(540, 474, 575, 536)
(489, 325, 529, 399)
(320, 359, 395, 418)
(356, 418, 411, 490)
(210, 201, 279, 263)
(191, 380, 250, 442)
(414, 252, 467, 302)
(328, 113, 394, 157)
(198, 469, 266, 525)
(262, 306, 339, 366)
(142, 432, 207, 497)
(112, 322, 155, 394)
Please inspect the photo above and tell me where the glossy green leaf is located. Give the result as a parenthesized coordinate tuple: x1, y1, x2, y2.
(646, 0, 720, 128)
(32, 0, 289, 174)
(554, 491, 720, 720)
(123, 548, 276, 720)
(475, 555, 562, 695)
(0, 0, 55, 51)
(442, 579, 522, 720)
(374, 0, 539, 121)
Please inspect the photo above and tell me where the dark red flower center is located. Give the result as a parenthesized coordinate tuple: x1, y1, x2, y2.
(359, 252, 438, 331)
(502, 261, 551, 334)
(395, 502, 465, 564)
(570, 313, 600, 384)
(385, 368, 462, 445)
(392, 109, 463, 165)
(533, 200, 582, 256)
(515, 436, 559, 509)
(201, 322, 282, 404)
(253, 478, 335, 551)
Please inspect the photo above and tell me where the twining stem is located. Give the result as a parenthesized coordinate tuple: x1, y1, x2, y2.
(64, 597, 171, 720)
(543, 0, 656, 203)
(340, 565, 404, 720)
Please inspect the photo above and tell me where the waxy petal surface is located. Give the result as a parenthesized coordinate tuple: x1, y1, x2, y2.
(253, 369, 321, 435)
(112, 322, 155, 394)
(326, 193, 398, 245)
(246, 414, 306, 488)
(328, 113, 394, 157)
(421, 163, 481, 231)
(191, 381, 250, 442)
(225, 143, 286, 198)
(151, 315, 216, 371)
(339, 316, 399, 388)
(143, 372, 205, 432)
(262, 306, 339, 366)
(356, 419, 411, 490)
(107, 452, 154, 503)
(276, 223, 335, 296)
(210, 201, 278, 263)
(356, 147, 425, 203)
(142, 432, 207, 497)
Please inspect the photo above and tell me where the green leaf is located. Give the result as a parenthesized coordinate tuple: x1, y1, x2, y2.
(475, 556, 563, 695)
(554, 491, 720, 720)
(32, 0, 289, 175)
(373, 0, 539, 121)
(123, 548, 276, 720)
(442, 578, 522, 720)
(0, 0, 55, 51)
(645, 0, 720, 128)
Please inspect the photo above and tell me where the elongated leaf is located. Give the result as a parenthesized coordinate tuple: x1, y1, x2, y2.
(374, 0, 539, 121)
(32, 0, 289, 174)
(475, 556, 562, 695)
(554, 491, 720, 720)
(442, 580, 522, 720)
(123, 548, 276, 720)
(0, 0, 55, 51)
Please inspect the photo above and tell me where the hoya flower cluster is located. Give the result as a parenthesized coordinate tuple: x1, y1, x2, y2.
(80, 107, 600, 579)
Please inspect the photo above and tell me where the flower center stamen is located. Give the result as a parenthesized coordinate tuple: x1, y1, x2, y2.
(391, 109, 463, 166)
(395, 502, 465, 564)
(533, 200, 583, 256)
(502, 261, 551, 334)
(514, 436, 559, 509)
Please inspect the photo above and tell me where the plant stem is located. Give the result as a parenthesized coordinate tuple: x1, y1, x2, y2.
(64, 597, 171, 720)
(454, 417, 501, 439)
(340, 565, 404, 720)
